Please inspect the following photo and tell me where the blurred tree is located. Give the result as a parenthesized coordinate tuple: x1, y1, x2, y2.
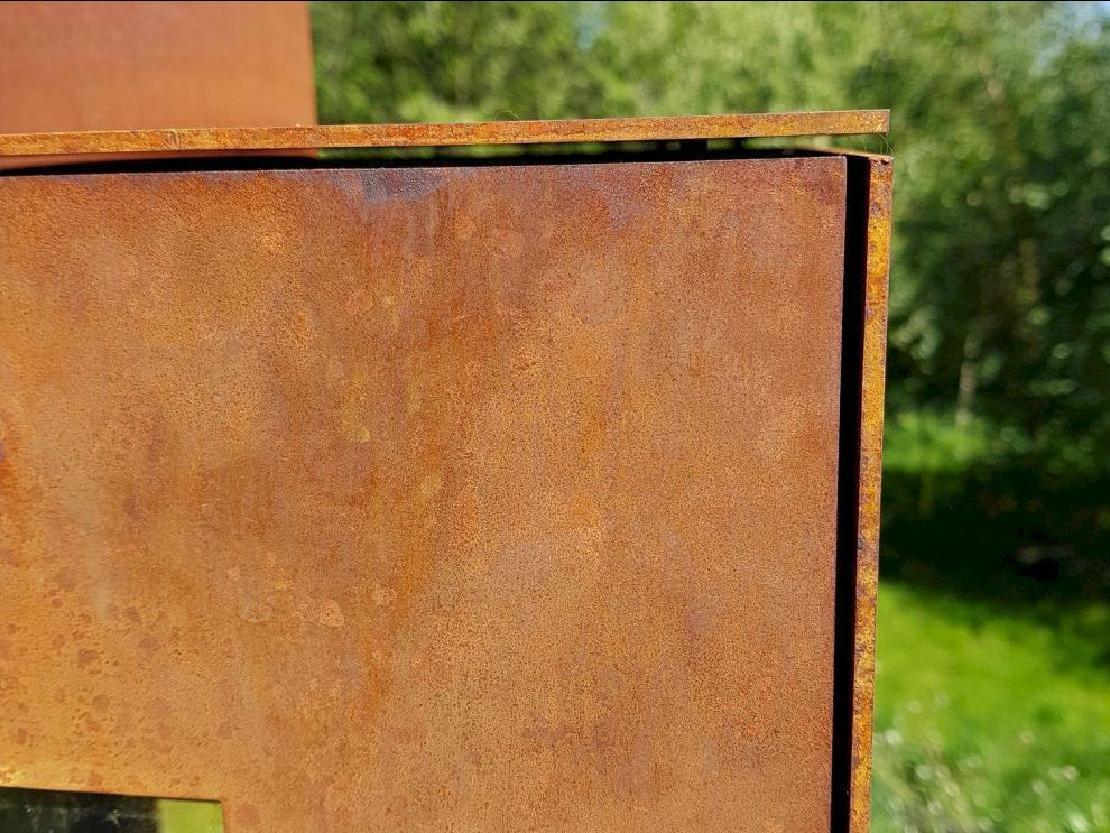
(312, 1, 595, 123)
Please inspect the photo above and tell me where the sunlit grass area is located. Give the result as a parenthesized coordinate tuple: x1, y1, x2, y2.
(874, 408, 1110, 833)
(873, 583, 1110, 833)
(158, 798, 224, 833)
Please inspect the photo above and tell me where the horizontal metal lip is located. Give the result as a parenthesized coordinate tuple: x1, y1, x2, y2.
(0, 110, 889, 159)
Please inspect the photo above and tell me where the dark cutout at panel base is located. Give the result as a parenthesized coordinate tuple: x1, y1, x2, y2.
(0, 788, 223, 833)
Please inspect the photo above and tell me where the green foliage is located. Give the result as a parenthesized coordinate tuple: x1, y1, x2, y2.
(312, 1, 595, 123)
(882, 412, 1110, 609)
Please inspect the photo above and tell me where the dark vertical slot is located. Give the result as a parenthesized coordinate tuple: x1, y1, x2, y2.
(829, 155, 871, 833)
(0, 787, 158, 833)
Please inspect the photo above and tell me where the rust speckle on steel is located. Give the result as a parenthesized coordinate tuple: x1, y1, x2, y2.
(0, 1, 317, 172)
(0, 109, 888, 160)
(0, 1, 316, 136)
(848, 156, 894, 833)
(0, 113, 893, 833)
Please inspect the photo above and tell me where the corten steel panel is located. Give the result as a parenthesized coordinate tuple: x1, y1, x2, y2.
(1, 157, 852, 831)
(0, 110, 889, 162)
(0, 1, 316, 134)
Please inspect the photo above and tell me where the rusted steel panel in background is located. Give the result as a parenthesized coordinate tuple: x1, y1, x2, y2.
(0, 1, 316, 134)
(1, 157, 850, 831)
(0, 0, 316, 171)
(0, 110, 889, 161)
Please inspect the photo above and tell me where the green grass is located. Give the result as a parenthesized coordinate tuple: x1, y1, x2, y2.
(157, 799, 224, 833)
(872, 582, 1110, 833)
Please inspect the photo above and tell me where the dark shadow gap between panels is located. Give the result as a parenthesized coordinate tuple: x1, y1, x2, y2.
(829, 155, 873, 833)
(0, 141, 840, 177)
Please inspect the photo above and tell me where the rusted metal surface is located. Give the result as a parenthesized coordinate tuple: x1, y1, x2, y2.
(0, 1, 316, 134)
(0, 1, 316, 171)
(0, 110, 889, 161)
(848, 156, 894, 833)
(0, 156, 853, 831)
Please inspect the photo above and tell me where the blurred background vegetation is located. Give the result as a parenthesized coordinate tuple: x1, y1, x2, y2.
(310, 2, 1109, 831)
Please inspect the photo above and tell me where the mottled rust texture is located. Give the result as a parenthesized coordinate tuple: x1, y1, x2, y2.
(0, 1, 315, 171)
(0, 1, 316, 134)
(848, 156, 894, 833)
(0, 110, 889, 161)
(1, 158, 848, 831)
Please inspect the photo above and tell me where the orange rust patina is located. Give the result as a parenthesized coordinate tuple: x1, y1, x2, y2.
(0, 1, 315, 134)
(848, 156, 894, 833)
(0, 114, 892, 833)
(0, 1, 316, 170)
(0, 110, 888, 162)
